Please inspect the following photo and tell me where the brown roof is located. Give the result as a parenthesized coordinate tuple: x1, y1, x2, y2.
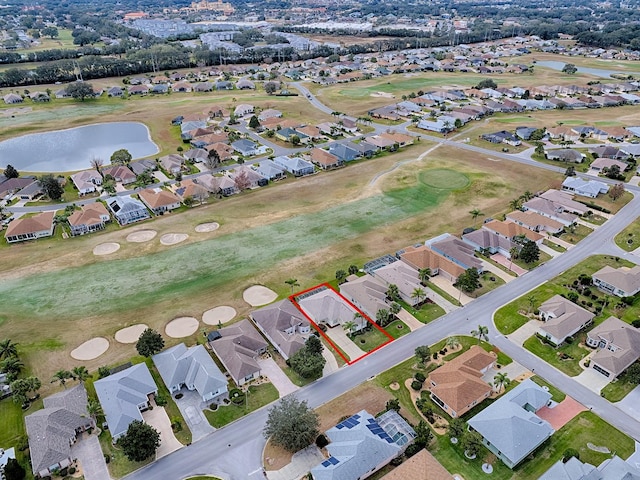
(67, 203, 109, 227)
(261, 117, 303, 130)
(6, 211, 55, 237)
(138, 189, 180, 209)
(310, 148, 340, 167)
(381, 449, 452, 480)
(400, 245, 466, 280)
(296, 125, 322, 138)
(506, 210, 564, 231)
(483, 220, 544, 242)
(428, 346, 494, 416)
(380, 132, 414, 145)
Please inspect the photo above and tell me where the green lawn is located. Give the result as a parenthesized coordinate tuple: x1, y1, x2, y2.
(523, 335, 589, 377)
(601, 369, 638, 402)
(559, 224, 594, 245)
(0, 398, 26, 447)
(426, 283, 462, 307)
(99, 429, 153, 479)
(352, 326, 392, 352)
(204, 383, 279, 428)
(615, 221, 640, 252)
(543, 239, 566, 253)
(470, 272, 506, 298)
(384, 320, 411, 340)
(513, 250, 552, 270)
(529, 376, 566, 402)
(397, 299, 446, 324)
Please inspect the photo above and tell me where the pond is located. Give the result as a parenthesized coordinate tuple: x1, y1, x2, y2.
(535, 60, 626, 79)
(0, 121, 159, 173)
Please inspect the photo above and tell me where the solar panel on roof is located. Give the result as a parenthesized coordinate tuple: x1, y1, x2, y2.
(322, 460, 331, 467)
(329, 457, 339, 465)
(353, 414, 360, 419)
(336, 423, 344, 429)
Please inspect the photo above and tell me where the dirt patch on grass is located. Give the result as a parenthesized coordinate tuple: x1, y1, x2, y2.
(263, 439, 294, 471)
(126, 230, 157, 243)
(160, 233, 189, 245)
(93, 242, 120, 255)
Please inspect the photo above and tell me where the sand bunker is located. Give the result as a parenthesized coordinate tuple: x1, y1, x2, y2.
(195, 222, 220, 233)
(165, 317, 199, 338)
(202, 306, 237, 325)
(93, 242, 120, 256)
(243, 285, 278, 307)
(126, 230, 157, 243)
(160, 233, 189, 245)
(70, 337, 109, 360)
(115, 324, 149, 344)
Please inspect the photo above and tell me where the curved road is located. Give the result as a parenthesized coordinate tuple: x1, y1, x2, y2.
(122, 86, 640, 480)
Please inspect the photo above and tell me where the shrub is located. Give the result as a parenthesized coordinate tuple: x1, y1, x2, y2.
(583, 288, 591, 297)
(69, 466, 76, 474)
(390, 456, 403, 466)
(563, 448, 580, 463)
(104, 454, 111, 464)
(632, 320, 640, 328)
(59, 468, 68, 476)
(174, 393, 183, 400)
(414, 372, 426, 383)
(404, 443, 423, 458)
(565, 336, 574, 344)
(155, 394, 168, 407)
(432, 352, 438, 360)
(171, 420, 183, 432)
(209, 403, 218, 410)
(316, 434, 329, 448)
(411, 380, 423, 391)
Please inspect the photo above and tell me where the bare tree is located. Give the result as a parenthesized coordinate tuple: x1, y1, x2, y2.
(90, 157, 104, 172)
(233, 170, 251, 191)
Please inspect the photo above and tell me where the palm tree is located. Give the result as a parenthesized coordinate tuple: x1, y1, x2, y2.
(0, 339, 18, 359)
(72, 366, 90, 383)
(386, 284, 400, 301)
(51, 369, 73, 389)
(335, 270, 348, 284)
(509, 198, 522, 211)
(412, 287, 426, 305)
(343, 321, 357, 335)
(521, 190, 533, 201)
(418, 268, 431, 285)
(389, 302, 401, 317)
(0, 357, 24, 377)
(26, 376, 41, 398)
(493, 372, 511, 393)
(469, 208, 484, 220)
(87, 399, 103, 424)
(446, 336, 460, 350)
(526, 294, 537, 314)
(284, 278, 299, 293)
(376, 308, 391, 327)
(471, 325, 489, 344)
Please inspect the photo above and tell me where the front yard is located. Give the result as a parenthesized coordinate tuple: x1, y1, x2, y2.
(523, 335, 590, 377)
(397, 299, 446, 323)
(601, 368, 639, 402)
(615, 221, 640, 252)
(204, 382, 279, 428)
(558, 224, 594, 245)
(469, 272, 506, 297)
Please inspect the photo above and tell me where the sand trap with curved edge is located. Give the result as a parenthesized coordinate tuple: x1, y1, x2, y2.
(93, 242, 120, 255)
(202, 306, 237, 325)
(115, 324, 149, 344)
(160, 233, 189, 245)
(70, 337, 109, 360)
(126, 230, 157, 243)
(243, 285, 278, 307)
(195, 222, 220, 233)
(165, 317, 199, 338)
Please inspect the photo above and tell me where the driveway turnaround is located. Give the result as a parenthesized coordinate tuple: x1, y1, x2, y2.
(142, 406, 183, 459)
(71, 434, 111, 480)
(174, 389, 215, 441)
(257, 357, 298, 397)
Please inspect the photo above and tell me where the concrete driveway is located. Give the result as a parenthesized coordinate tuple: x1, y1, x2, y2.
(507, 320, 542, 346)
(322, 348, 339, 376)
(429, 276, 473, 305)
(142, 406, 183, 459)
(616, 385, 640, 418)
(480, 260, 516, 283)
(258, 357, 298, 397)
(396, 308, 423, 332)
(174, 389, 215, 441)
(574, 367, 611, 393)
(71, 434, 111, 480)
(266, 445, 324, 480)
(324, 326, 364, 361)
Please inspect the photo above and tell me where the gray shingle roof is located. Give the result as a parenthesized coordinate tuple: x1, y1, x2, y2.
(250, 299, 309, 360)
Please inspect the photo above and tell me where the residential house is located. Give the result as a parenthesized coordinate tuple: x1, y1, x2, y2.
(0, 447, 16, 479)
(339, 274, 390, 321)
(107, 195, 150, 225)
(297, 125, 323, 142)
(128, 84, 149, 95)
(153, 343, 227, 402)
(310, 410, 415, 480)
(102, 165, 136, 184)
(107, 86, 123, 97)
(197, 174, 238, 196)
(400, 244, 465, 283)
(5, 211, 55, 243)
(379, 449, 452, 480)
(372, 261, 423, 307)
(380, 132, 414, 147)
(159, 154, 184, 175)
(208, 319, 267, 386)
(506, 210, 564, 234)
(482, 219, 544, 245)
(481, 131, 522, 146)
(590, 157, 628, 173)
(273, 156, 314, 177)
(538, 295, 595, 346)
(428, 346, 495, 418)
(417, 118, 456, 133)
(426, 233, 484, 273)
(236, 78, 255, 90)
(540, 454, 640, 480)
(586, 316, 640, 378)
(3, 93, 23, 104)
(67, 203, 111, 236)
(151, 84, 169, 94)
(25, 385, 94, 478)
(234, 104, 254, 117)
(561, 177, 609, 198)
(172, 82, 192, 93)
(366, 135, 397, 151)
(0, 177, 35, 199)
(462, 228, 514, 258)
(258, 109, 282, 122)
(546, 149, 585, 163)
(138, 188, 181, 215)
(522, 197, 578, 226)
(94, 363, 158, 441)
(467, 379, 554, 469)
(174, 179, 210, 204)
(229, 166, 267, 188)
(70, 170, 103, 195)
(329, 142, 361, 162)
(232, 139, 261, 157)
(592, 265, 640, 298)
(515, 126, 538, 140)
(275, 127, 310, 144)
(298, 288, 366, 331)
(184, 148, 208, 162)
(194, 82, 214, 93)
(129, 159, 157, 176)
(255, 160, 286, 180)
(310, 148, 342, 170)
(16, 181, 43, 201)
(250, 299, 311, 360)
(539, 189, 589, 215)
(589, 145, 625, 160)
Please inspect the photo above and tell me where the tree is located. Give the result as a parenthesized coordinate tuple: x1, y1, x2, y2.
(562, 63, 578, 74)
(385, 398, 400, 412)
(413, 420, 433, 448)
(26, 376, 41, 398)
(348, 264, 359, 275)
(263, 396, 319, 452)
(4, 457, 26, 480)
(476, 78, 497, 89)
(469, 208, 484, 220)
(9, 378, 31, 405)
(527, 294, 537, 314)
(290, 135, 301, 146)
(90, 157, 104, 172)
(418, 268, 431, 285)
(136, 328, 164, 357)
(87, 398, 103, 424)
(284, 278, 299, 293)
(41, 26, 58, 39)
(519, 240, 540, 264)
(335, 269, 347, 284)
(248, 115, 260, 129)
(289, 338, 326, 379)
(446, 336, 460, 350)
(609, 183, 625, 201)
(448, 417, 465, 439)
(0, 339, 18, 359)
(38, 175, 64, 201)
(50, 369, 73, 388)
(72, 366, 90, 383)
(605, 164, 623, 180)
(493, 372, 511, 392)
(461, 430, 483, 456)
(234, 170, 251, 191)
(205, 148, 221, 171)
(386, 284, 400, 301)
(565, 165, 576, 177)
(343, 320, 357, 335)
(471, 325, 489, 344)
(111, 149, 132, 165)
(455, 267, 480, 293)
(305, 335, 323, 355)
(411, 287, 426, 305)
(389, 302, 401, 317)
(3, 164, 18, 179)
(376, 308, 391, 327)
(415, 345, 431, 364)
(509, 198, 522, 211)
(118, 420, 161, 462)
(535, 143, 545, 157)
(64, 82, 94, 101)
(264, 82, 277, 95)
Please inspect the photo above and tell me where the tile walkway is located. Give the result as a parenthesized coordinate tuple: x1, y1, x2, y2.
(536, 396, 586, 430)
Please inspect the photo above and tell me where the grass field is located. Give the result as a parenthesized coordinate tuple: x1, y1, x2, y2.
(615, 221, 640, 252)
(523, 335, 589, 376)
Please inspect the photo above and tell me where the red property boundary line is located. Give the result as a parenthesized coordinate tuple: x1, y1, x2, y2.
(288, 282, 394, 365)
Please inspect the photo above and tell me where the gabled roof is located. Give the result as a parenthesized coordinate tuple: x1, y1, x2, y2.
(428, 234, 484, 271)
(138, 188, 181, 209)
(380, 449, 452, 480)
(208, 319, 267, 384)
(373, 261, 422, 301)
(153, 344, 226, 399)
(67, 203, 110, 227)
(339, 274, 389, 319)
(94, 363, 157, 439)
(506, 210, 564, 231)
(468, 379, 553, 467)
(400, 244, 466, 280)
(298, 288, 356, 325)
(482, 219, 544, 243)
